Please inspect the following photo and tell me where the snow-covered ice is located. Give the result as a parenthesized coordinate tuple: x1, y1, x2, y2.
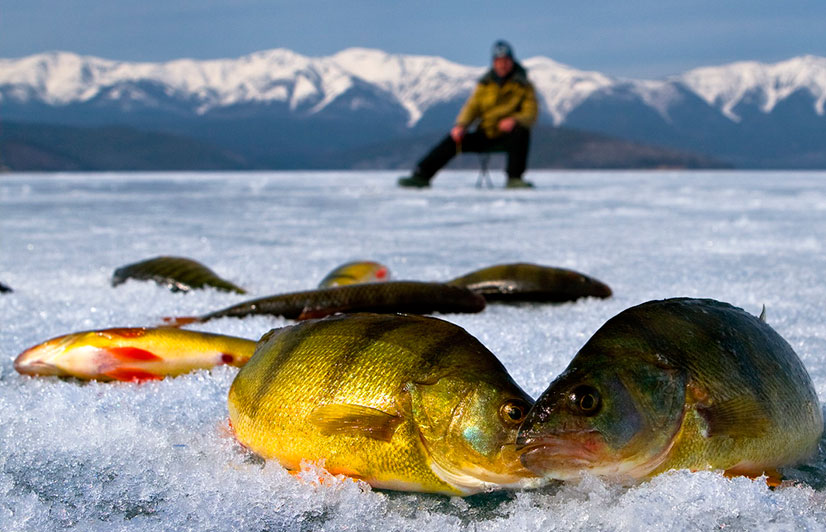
(2, 169, 826, 531)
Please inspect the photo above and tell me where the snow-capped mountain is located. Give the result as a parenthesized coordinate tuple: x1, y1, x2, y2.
(0, 48, 481, 123)
(678, 55, 826, 122)
(2, 48, 825, 167)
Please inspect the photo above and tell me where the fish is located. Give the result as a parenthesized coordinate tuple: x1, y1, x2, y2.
(164, 281, 486, 326)
(0, 281, 12, 293)
(446, 262, 612, 302)
(318, 261, 391, 288)
(227, 313, 540, 496)
(14, 327, 256, 381)
(111, 256, 247, 294)
(516, 297, 823, 483)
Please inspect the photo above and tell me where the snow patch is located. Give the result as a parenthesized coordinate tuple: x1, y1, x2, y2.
(2, 170, 826, 530)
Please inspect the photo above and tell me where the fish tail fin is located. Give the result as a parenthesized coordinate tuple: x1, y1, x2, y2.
(218, 418, 235, 440)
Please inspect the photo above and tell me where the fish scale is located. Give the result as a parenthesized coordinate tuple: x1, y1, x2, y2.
(228, 313, 540, 495)
(14, 327, 256, 381)
(446, 262, 612, 302)
(112, 256, 247, 294)
(168, 281, 486, 325)
(232, 319, 438, 487)
(516, 298, 823, 482)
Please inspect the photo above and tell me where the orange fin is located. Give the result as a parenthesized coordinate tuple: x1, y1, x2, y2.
(161, 316, 199, 327)
(103, 368, 164, 382)
(724, 468, 783, 488)
(297, 308, 339, 320)
(99, 328, 148, 339)
(104, 346, 163, 362)
(217, 419, 234, 439)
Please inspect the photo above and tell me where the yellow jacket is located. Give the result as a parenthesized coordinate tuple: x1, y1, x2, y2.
(455, 63, 539, 139)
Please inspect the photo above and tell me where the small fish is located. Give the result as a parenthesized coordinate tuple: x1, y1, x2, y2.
(0, 282, 12, 294)
(516, 298, 823, 483)
(14, 327, 256, 381)
(318, 261, 391, 288)
(228, 313, 540, 496)
(447, 263, 612, 302)
(112, 256, 247, 294)
(165, 281, 485, 326)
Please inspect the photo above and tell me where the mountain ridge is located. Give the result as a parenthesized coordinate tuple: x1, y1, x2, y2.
(3, 48, 824, 124)
(2, 48, 824, 168)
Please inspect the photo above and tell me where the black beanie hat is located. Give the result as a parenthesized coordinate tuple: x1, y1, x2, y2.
(492, 40, 514, 60)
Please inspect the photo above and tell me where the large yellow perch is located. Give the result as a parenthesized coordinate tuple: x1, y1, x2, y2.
(15, 327, 256, 381)
(516, 298, 823, 483)
(228, 313, 540, 496)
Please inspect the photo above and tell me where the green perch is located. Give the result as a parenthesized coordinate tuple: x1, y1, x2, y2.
(112, 256, 247, 294)
(447, 262, 612, 302)
(165, 280, 486, 326)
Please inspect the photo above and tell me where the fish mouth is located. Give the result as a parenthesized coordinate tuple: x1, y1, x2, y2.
(13, 352, 63, 376)
(517, 432, 606, 478)
(13, 339, 71, 376)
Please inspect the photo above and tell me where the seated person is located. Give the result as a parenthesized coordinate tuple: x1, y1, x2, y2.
(399, 40, 538, 189)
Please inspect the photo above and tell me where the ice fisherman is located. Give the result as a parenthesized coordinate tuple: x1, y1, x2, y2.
(398, 40, 538, 189)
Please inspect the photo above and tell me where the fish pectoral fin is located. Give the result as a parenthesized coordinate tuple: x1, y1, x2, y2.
(103, 346, 163, 362)
(101, 367, 164, 382)
(161, 316, 199, 327)
(297, 307, 344, 320)
(696, 396, 770, 438)
(310, 404, 403, 442)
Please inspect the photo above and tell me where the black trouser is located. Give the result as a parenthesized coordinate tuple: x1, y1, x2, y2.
(414, 125, 531, 181)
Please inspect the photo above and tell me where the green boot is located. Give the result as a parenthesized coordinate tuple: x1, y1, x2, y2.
(506, 177, 534, 189)
(397, 175, 430, 188)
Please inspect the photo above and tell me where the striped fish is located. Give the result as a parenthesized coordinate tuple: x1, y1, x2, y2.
(517, 298, 823, 484)
(112, 256, 247, 294)
(447, 262, 612, 302)
(14, 327, 256, 381)
(164, 281, 486, 326)
(228, 313, 540, 495)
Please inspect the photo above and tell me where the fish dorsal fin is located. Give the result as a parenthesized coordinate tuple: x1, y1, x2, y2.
(696, 396, 770, 438)
(759, 305, 767, 322)
(310, 404, 403, 443)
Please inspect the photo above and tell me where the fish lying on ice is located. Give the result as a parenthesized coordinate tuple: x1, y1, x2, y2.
(516, 298, 823, 483)
(112, 256, 247, 294)
(228, 313, 541, 496)
(318, 261, 391, 287)
(0, 282, 11, 293)
(165, 281, 486, 326)
(447, 262, 612, 302)
(14, 327, 256, 381)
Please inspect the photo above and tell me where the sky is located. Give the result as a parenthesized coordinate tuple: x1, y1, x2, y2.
(2, 1, 826, 78)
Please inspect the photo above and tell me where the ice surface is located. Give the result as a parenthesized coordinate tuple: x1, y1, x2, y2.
(2, 170, 826, 531)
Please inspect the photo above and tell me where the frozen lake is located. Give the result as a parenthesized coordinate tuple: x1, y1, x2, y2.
(2, 170, 826, 530)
